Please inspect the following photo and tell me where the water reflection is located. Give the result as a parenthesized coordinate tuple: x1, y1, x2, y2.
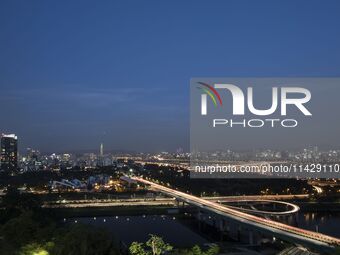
(67, 215, 208, 247)
(67, 212, 340, 246)
(283, 212, 340, 237)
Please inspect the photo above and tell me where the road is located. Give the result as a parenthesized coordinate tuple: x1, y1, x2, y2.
(132, 176, 340, 250)
(220, 200, 300, 216)
(204, 194, 308, 201)
(43, 199, 175, 208)
(43, 198, 300, 216)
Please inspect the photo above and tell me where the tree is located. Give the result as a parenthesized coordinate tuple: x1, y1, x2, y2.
(129, 242, 148, 255)
(146, 235, 173, 255)
(0, 187, 44, 225)
(205, 244, 219, 255)
(1, 212, 42, 249)
(2, 187, 42, 211)
(178, 244, 219, 255)
(19, 242, 54, 255)
(191, 245, 202, 255)
(52, 224, 118, 255)
(129, 235, 172, 255)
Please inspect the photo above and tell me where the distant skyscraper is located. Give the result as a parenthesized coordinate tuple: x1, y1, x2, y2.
(100, 143, 104, 157)
(1, 134, 18, 172)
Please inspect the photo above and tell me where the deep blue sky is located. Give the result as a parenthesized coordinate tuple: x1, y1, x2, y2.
(1, 0, 340, 153)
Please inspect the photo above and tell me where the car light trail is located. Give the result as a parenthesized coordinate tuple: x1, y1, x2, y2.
(132, 177, 340, 247)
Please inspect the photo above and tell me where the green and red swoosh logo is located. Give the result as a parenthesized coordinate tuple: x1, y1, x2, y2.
(197, 82, 223, 107)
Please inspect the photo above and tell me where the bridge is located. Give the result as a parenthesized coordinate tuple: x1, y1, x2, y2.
(43, 198, 299, 217)
(132, 176, 340, 253)
(220, 199, 300, 216)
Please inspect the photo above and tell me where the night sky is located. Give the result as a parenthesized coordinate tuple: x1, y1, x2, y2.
(1, 0, 340, 153)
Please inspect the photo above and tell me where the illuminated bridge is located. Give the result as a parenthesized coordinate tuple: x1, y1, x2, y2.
(132, 176, 340, 253)
(220, 199, 300, 216)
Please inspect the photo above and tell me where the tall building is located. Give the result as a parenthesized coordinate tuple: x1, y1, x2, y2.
(100, 143, 104, 157)
(98, 143, 104, 167)
(0, 134, 18, 172)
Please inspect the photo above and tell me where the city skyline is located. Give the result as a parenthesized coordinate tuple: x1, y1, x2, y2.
(1, 2, 340, 253)
(1, 0, 340, 152)
(3, 131, 340, 155)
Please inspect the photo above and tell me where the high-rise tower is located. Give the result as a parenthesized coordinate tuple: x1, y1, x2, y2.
(100, 143, 104, 157)
(0, 134, 18, 172)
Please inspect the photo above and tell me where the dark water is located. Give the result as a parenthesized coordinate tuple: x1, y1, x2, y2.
(296, 212, 340, 238)
(271, 212, 340, 238)
(68, 212, 340, 246)
(67, 215, 208, 247)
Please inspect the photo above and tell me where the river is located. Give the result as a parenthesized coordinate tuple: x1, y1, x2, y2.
(66, 212, 340, 246)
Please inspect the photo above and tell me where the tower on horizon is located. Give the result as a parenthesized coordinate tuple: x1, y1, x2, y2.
(1, 134, 18, 172)
(100, 143, 104, 157)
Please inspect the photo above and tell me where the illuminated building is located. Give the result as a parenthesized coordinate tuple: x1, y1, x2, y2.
(100, 143, 104, 156)
(1, 134, 18, 172)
